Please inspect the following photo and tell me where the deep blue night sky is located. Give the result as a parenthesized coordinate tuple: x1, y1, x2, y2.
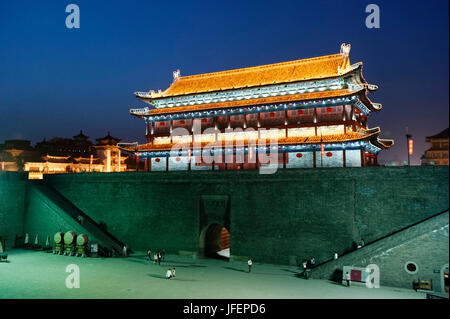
(0, 0, 448, 164)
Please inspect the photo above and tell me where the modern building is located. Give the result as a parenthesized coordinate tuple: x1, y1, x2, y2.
(421, 128, 449, 166)
(123, 44, 393, 171)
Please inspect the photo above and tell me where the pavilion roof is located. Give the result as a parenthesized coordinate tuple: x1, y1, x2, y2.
(120, 128, 392, 153)
(136, 48, 352, 100)
(145, 88, 357, 116)
(131, 85, 379, 118)
(426, 128, 449, 141)
(96, 132, 122, 145)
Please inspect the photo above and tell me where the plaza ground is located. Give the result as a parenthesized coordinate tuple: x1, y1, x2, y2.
(0, 249, 426, 299)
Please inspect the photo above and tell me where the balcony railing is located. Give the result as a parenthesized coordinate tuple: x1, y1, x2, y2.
(130, 107, 150, 114)
(134, 91, 152, 97)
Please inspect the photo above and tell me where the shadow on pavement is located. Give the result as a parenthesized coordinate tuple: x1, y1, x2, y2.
(223, 266, 248, 273)
(281, 268, 299, 274)
(171, 277, 199, 282)
(147, 274, 168, 280)
(147, 274, 199, 282)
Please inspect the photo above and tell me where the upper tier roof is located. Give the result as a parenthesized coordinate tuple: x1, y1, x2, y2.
(137, 44, 352, 99)
(426, 127, 449, 140)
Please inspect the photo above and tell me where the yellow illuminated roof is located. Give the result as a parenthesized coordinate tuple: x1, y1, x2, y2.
(142, 88, 359, 116)
(127, 131, 380, 152)
(140, 52, 351, 99)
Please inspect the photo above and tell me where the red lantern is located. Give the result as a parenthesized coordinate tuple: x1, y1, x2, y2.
(296, 153, 303, 158)
(297, 110, 304, 115)
(155, 158, 160, 162)
(269, 112, 275, 117)
(326, 107, 333, 113)
(176, 157, 181, 162)
(180, 120, 185, 125)
(201, 118, 207, 123)
(159, 122, 165, 126)
(326, 152, 333, 157)
(408, 139, 413, 155)
(355, 109, 360, 114)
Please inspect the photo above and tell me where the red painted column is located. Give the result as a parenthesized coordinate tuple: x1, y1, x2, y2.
(343, 150, 346, 168)
(136, 152, 139, 172)
(188, 149, 191, 171)
(361, 149, 366, 167)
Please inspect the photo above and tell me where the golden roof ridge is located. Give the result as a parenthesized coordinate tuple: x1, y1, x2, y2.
(179, 53, 344, 80)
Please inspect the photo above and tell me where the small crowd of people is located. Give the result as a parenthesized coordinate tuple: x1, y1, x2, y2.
(147, 249, 166, 265)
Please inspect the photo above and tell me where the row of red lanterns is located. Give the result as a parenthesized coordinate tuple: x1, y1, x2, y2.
(296, 152, 333, 158)
(153, 151, 342, 163)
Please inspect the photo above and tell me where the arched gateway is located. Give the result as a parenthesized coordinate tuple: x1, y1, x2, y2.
(199, 223, 230, 259)
(198, 195, 230, 259)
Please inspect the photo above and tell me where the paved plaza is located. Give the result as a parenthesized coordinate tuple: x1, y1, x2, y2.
(0, 250, 425, 299)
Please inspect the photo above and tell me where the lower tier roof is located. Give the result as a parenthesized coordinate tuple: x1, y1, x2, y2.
(120, 129, 393, 153)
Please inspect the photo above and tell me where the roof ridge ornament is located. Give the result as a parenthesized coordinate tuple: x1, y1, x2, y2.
(340, 43, 351, 58)
(173, 69, 181, 81)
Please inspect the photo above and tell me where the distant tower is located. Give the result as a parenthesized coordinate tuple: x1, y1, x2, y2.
(95, 132, 128, 172)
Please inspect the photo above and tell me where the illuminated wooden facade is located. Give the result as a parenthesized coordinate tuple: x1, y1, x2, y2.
(124, 44, 393, 171)
(421, 128, 449, 166)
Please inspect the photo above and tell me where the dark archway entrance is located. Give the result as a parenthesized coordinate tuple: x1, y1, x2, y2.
(199, 223, 230, 260)
(442, 264, 449, 293)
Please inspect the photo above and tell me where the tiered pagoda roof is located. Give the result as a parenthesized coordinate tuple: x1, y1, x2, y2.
(96, 132, 122, 146)
(137, 53, 351, 99)
(131, 44, 380, 118)
(121, 127, 392, 153)
(125, 44, 393, 157)
(426, 128, 449, 141)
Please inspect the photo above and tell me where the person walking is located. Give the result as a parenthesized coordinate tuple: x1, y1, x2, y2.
(333, 252, 338, 260)
(345, 272, 351, 287)
(158, 251, 162, 265)
(147, 249, 152, 262)
(166, 268, 172, 279)
(248, 259, 252, 273)
(172, 267, 176, 278)
(302, 260, 309, 279)
(122, 244, 128, 257)
(154, 251, 158, 264)
(310, 257, 316, 268)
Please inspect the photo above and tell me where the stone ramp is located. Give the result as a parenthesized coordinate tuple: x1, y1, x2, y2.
(29, 181, 125, 254)
(310, 210, 449, 282)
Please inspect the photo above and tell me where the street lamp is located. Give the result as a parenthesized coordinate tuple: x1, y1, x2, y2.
(406, 127, 413, 166)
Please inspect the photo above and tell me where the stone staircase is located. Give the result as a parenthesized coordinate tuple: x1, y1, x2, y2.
(310, 210, 449, 281)
(29, 181, 126, 254)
